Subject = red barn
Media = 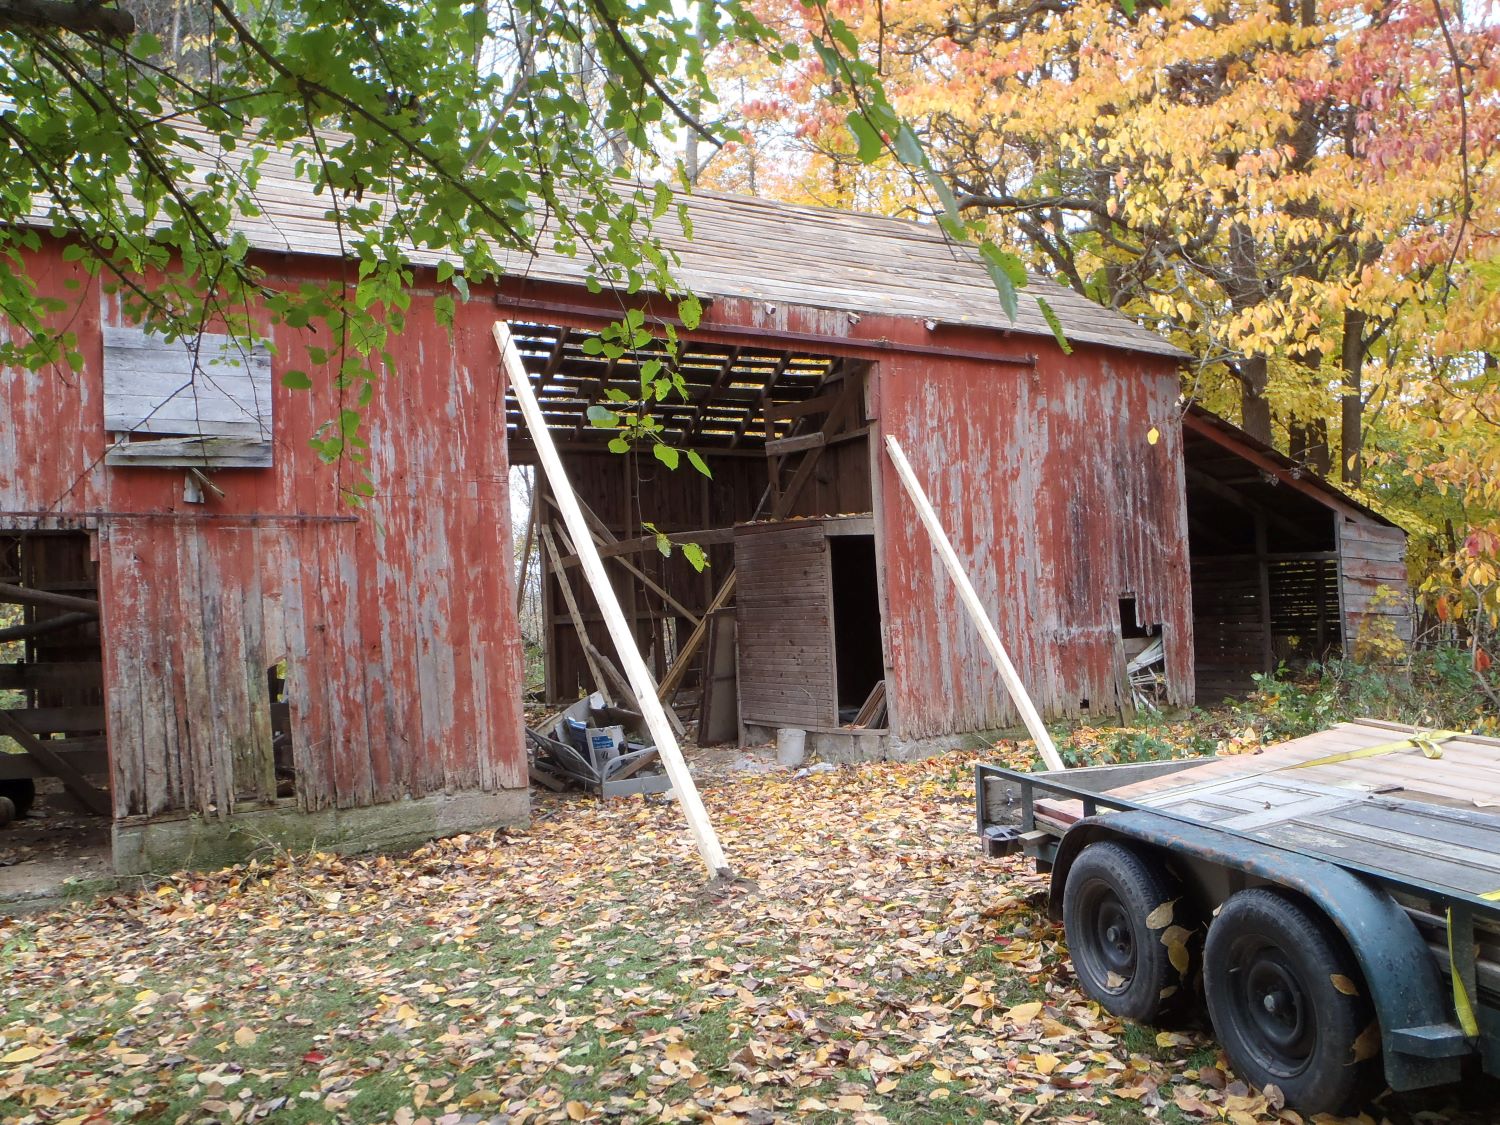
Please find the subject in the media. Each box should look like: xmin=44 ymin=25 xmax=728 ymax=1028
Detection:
xmin=1 ymin=144 xmax=1408 ymax=878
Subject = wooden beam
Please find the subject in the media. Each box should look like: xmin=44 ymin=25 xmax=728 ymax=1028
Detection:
xmin=884 ymin=435 xmax=1064 ymax=772
xmin=544 ymin=496 xmax=703 ymax=628
xmin=0 ymin=709 xmax=110 ymax=815
xmin=498 ymin=321 xmax=732 ymax=879
xmin=765 ymin=432 xmax=826 ymax=457
xmin=0 ymin=582 xmax=99 ymax=615
xmin=0 ymin=611 xmax=94 ymax=643
xmin=557 ymin=527 xmax=737 ymax=569
xmin=1185 ymin=467 xmax=1311 ymax=543
xmin=539 ymin=523 xmax=616 ymax=707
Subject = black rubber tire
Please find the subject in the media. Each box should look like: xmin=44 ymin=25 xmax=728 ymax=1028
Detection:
xmin=1062 ymin=841 xmax=1198 ymax=1023
xmin=0 ymin=778 xmax=35 ymax=819
xmin=1204 ymin=888 xmax=1382 ymax=1116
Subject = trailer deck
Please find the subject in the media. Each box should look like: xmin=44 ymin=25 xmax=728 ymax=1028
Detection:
xmin=976 ymin=720 xmax=1500 ymax=1112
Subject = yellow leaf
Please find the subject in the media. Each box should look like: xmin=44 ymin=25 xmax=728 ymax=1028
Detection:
xmin=875 ymin=1078 xmax=899 ymax=1094
xmin=233 ymin=1027 xmax=257 ymax=1047
xmin=1034 ymin=1053 xmax=1060 ymax=1075
xmin=1145 ymin=900 xmax=1175 ymax=929
xmin=1146 ymin=426 xmax=1160 ymax=446
xmin=1351 ymin=1022 xmax=1381 ymax=1062
xmin=1006 ymin=1000 xmax=1042 ymax=1024
xmin=1330 ymin=974 xmax=1359 ymax=997
xmin=566 ymin=1102 xmax=590 ymax=1121
xmin=2 ymin=1044 xmax=44 ymax=1063
xmin=664 ymin=1042 xmax=696 ymax=1063
xmin=1167 ymin=939 xmax=1190 ymax=975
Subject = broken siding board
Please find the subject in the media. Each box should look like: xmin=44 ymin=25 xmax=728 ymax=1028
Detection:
xmin=1338 ymin=519 xmax=1412 ymax=644
xmin=104 ymin=437 xmax=273 ymax=469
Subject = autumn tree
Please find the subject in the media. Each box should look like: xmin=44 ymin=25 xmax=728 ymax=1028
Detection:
xmin=0 ymin=0 xmax=803 ymax=469
xmin=708 ymin=0 xmax=1500 ymax=629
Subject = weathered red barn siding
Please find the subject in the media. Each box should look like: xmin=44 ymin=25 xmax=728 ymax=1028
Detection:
xmin=492 ymin=289 xmax=1194 ymax=742
xmin=873 ymin=335 xmax=1193 ymax=740
xmin=1 ymin=242 xmax=527 ymax=827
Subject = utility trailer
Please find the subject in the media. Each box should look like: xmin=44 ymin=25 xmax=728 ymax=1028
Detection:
xmin=976 ymin=719 xmax=1500 ymax=1116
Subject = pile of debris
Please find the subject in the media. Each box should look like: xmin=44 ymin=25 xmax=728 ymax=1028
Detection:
xmin=525 ymin=693 xmax=671 ymax=798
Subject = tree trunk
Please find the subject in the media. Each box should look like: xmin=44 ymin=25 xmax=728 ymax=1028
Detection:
xmin=1340 ymin=307 xmax=1366 ymax=486
xmin=1239 ymin=356 xmax=1273 ymax=442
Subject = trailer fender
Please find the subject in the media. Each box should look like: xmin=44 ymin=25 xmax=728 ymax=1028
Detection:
xmin=1051 ymin=812 xmax=1466 ymax=1092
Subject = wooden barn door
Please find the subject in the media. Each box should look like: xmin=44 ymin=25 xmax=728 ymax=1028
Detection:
xmin=734 ymin=523 xmax=838 ymax=731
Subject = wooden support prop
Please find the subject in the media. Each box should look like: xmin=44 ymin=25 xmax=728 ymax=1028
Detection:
xmin=539 ymin=524 xmax=616 ymax=707
xmin=0 ymin=582 xmax=99 ymax=615
xmin=497 ymin=321 xmax=732 ymax=878
xmin=545 ymin=495 xmax=703 ymax=627
xmin=884 ymin=436 xmax=1065 ymax=772
xmin=0 ymin=611 xmax=94 ymax=643
xmin=658 ymin=574 xmax=737 ymax=701
xmin=0 ymin=709 xmax=111 ymax=815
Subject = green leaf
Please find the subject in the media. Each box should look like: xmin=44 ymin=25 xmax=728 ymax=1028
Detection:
xmin=686 ymin=450 xmax=712 ymax=478
xmin=678 ymin=295 xmax=702 ymax=330
xmin=846 ymin=112 xmax=885 ymax=164
xmin=979 ymin=243 xmax=1027 ymax=321
xmin=607 ymin=437 xmax=630 ymax=454
xmin=586 ymin=405 xmax=619 ymax=428
xmin=892 ymin=124 xmax=926 ymax=170
xmin=652 ymin=443 xmax=680 ymax=470
xmin=682 ymin=542 xmax=709 ymax=572
xmin=281 ymin=371 xmax=313 ymax=390
xmin=1036 ymin=296 xmax=1073 ymax=354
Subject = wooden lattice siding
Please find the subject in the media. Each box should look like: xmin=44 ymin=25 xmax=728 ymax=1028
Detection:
xmin=1 ymin=244 xmax=528 ymax=821
xmin=1340 ymin=519 xmax=1413 ymax=649
xmin=734 ymin=522 xmax=838 ymax=729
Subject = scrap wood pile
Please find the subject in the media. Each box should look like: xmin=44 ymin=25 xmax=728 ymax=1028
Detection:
xmin=3 ymin=749 xmax=1488 ymax=1124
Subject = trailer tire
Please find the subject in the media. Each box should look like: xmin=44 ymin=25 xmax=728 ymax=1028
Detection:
xmin=1204 ymin=888 xmax=1381 ymax=1116
xmin=1061 ymin=841 xmax=1198 ymax=1023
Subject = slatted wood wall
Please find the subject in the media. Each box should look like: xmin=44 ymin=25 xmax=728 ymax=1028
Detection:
xmin=734 ymin=521 xmax=838 ymax=729
xmin=1339 ymin=519 xmax=1413 ymax=650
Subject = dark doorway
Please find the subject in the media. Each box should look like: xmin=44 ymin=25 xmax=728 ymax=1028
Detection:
xmin=0 ymin=529 xmax=112 ymax=878
xmin=830 ymin=536 xmax=884 ymax=718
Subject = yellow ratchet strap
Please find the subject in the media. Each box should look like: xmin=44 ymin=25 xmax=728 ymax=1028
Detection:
xmin=1286 ymin=731 xmax=1461 ymax=771
xmin=1447 ymin=908 xmax=1482 ymax=1038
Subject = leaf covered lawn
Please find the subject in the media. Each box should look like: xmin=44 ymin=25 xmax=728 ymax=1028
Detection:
xmin=0 ymin=752 xmax=1489 ymax=1125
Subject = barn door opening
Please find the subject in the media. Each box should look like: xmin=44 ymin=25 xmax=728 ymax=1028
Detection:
xmin=831 ymin=535 xmax=883 ymax=720
xmin=0 ymin=530 xmax=112 ymax=878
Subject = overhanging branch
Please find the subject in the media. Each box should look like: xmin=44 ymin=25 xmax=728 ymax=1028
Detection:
xmin=0 ymin=0 xmax=135 ymax=38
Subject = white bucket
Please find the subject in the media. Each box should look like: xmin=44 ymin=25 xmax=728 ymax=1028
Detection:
xmin=776 ymin=727 xmax=807 ymax=768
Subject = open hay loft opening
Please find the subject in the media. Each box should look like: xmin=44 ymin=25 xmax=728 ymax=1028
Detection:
xmin=505 ymin=321 xmax=887 ymax=745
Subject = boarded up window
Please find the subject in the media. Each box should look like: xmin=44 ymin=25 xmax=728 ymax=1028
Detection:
xmin=102 ymin=326 xmax=273 ymax=468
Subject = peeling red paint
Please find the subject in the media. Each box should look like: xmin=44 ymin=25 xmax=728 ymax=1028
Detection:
xmin=1 ymin=242 xmax=527 ymax=822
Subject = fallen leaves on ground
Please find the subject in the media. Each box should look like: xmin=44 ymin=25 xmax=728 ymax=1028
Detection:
xmin=0 ymin=751 xmax=1489 ymax=1124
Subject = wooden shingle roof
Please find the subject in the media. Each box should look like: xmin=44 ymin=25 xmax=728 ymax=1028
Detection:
xmin=25 ymin=131 xmax=1186 ymax=359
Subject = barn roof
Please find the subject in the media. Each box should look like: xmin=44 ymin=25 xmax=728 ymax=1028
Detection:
xmin=1183 ymin=404 xmax=1400 ymax=528
xmin=22 ymin=130 xmax=1186 ymax=359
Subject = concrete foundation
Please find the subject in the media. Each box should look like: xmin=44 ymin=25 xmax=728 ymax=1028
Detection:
xmin=742 ymin=725 xmax=982 ymax=764
xmin=111 ymin=787 xmax=529 ymax=876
